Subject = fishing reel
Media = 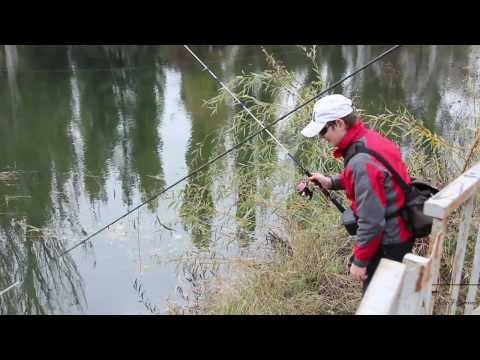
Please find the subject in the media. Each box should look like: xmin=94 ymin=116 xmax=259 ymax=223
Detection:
xmin=296 ymin=180 xmax=313 ymax=200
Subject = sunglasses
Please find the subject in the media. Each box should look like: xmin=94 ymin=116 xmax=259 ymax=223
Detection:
xmin=319 ymin=121 xmax=336 ymax=136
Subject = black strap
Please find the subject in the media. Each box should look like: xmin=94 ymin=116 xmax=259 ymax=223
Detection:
xmin=345 ymin=142 xmax=410 ymax=220
xmin=345 ymin=143 xmax=410 ymax=192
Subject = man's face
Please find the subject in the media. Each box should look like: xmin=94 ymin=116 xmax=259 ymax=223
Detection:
xmin=319 ymin=119 xmax=347 ymax=146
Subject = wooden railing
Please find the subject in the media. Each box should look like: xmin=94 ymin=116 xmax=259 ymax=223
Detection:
xmin=356 ymin=162 xmax=480 ymax=315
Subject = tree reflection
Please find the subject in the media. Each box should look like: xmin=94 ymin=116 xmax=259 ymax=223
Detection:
xmin=69 ymin=46 xmax=122 ymax=203
xmin=0 ymin=219 xmax=86 ymax=314
xmin=0 ymin=45 xmax=88 ymax=314
xmin=130 ymin=57 xmax=166 ymax=211
xmin=67 ymin=45 xmax=167 ymax=209
xmin=178 ymin=47 xmax=228 ymax=248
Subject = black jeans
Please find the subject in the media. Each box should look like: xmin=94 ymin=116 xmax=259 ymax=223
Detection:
xmin=350 ymin=240 xmax=414 ymax=294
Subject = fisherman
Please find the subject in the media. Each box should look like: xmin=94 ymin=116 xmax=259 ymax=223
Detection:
xmin=301 ymin=94 xmax=414 ymax=293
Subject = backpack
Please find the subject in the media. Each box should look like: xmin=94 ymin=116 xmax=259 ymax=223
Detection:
xmin=343 ymin=143 xmax=439 ymax=238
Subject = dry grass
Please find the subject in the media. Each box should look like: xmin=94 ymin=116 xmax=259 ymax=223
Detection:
xmin=202 ymin=234 xmax=362 ymax=314
xmin=169 ymin=193 xmax=364 ymax=315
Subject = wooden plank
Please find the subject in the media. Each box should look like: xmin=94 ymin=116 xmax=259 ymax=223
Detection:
xmin=448 ymin=196 xmax=475 ymax=315
xmin=464 ymin=225 xmax=480 ymax=315
xmin=356 ymin=259 xmax=405 ymax=315
xmin=396 ymin=254 xmax=431 ymax=314
xmin=424 ymin=162 xmax=480 ymax=219
xmin=424 ymin=218 xmax=448 ymax=314
xmin=428 ymin=218 xmax=447 ymax=257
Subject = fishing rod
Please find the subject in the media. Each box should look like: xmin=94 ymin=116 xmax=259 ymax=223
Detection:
xmin=183 ymin=45 xmax=345 ymax=209
xmin=184 ymin=45 xmax=399 ymax=212
xmin=0 ymin=45 xmax=401 ymax=299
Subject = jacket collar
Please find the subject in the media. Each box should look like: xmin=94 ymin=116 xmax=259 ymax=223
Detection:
xmin=333 ymin=120 xmax=368 ymax=158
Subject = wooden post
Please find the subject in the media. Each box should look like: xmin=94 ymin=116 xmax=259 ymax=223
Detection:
xmin=356 ymin=259 xmax=405 ymax=315
xmin=464 ymin=225 xmax=480 ymax=315
xmin=423 ymin=218 xmax=448 ymax=315
xmin=396 ymin=254 xmax=431 ymax=314
xmin=447 ymin=196 xmax=475 ymax=315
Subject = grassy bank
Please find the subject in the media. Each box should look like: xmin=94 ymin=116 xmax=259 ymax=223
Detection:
xmin=167 ymin=108 xmax=479 ymax=315
xmin=194 ymin=210 xmax=363 ymax=314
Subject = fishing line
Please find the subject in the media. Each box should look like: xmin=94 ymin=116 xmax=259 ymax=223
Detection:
xmin=184 ymin=45 xmax=340 ymax=207
xmin=0 ymin=45 xmax=401 ymax=298
xmin=184 ymin=45 xmax=401 ymax=212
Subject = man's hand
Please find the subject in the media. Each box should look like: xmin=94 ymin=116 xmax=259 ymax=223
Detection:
xmin=350 ymin=263 xmax=368 ymax=281
xmin=308 ymin=173 xmax=332 ymax=189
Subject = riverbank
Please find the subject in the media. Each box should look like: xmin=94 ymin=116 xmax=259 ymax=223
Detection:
xmin=168 ymin=108 xmax=479 ymax=315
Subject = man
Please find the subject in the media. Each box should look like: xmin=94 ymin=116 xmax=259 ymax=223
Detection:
xmin=301 ymin=94 xmax=414 ymax=292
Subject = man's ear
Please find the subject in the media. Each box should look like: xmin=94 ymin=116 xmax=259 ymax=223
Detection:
xmin=336 ymin=118 xmax=346 ymax=129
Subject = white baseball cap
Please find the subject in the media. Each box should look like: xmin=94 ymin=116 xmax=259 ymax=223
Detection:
xmin=301 ymin=94 xmax=353 ymax=137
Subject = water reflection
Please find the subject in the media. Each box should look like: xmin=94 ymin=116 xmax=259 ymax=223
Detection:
xmin=178 ymin=52 xmax=229 ymax=248
xmin=0 ymin=218 xmax=85 ymax=314
xmin=0 ymin=45 xmax=477 ymax=313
